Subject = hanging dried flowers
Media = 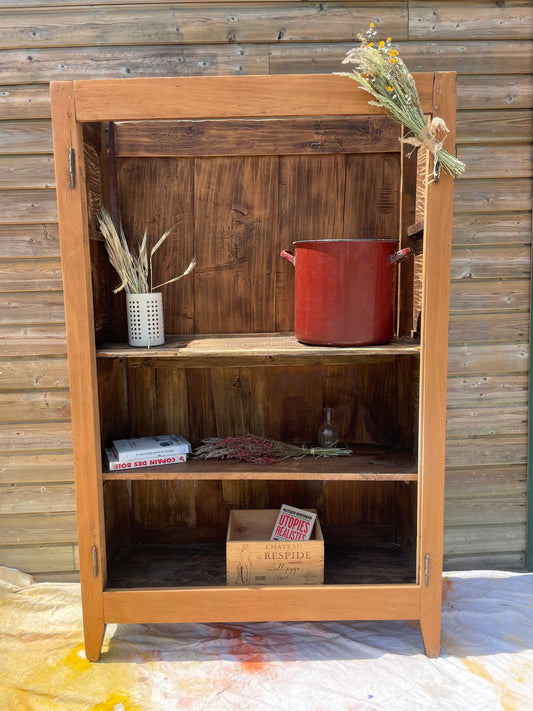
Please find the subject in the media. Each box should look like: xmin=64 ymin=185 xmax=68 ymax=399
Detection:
xmin=194 ymin=433 xmax=352 ymax=465
xmin=336 ymin=25 xmax=466 ymax=181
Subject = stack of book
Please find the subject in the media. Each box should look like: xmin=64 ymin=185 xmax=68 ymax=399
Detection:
xmin=105 ymin=434 xmax=191 ymax=471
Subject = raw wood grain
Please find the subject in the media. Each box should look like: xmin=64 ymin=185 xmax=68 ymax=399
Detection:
xmin=0 ymin=84 xmax=52 ymax=119
xmin=446 ymin=435 xmax=527 ymax=467
xmin=0 ymin=421 xmax=72 ymax=451
xmin=456 ymin=145 xmax=533 ymax=179
xmin=193 ymin=155 xmax=277 ymax=333
xmin=0 ymin=189 xmax=58 ymax=223
xmin=449 ymin=279 xmax=530 ymax=312
xmin=0 ymin=511 xmax=76 ymax=543
xmin=114 ymin=117 xmax=402 ymax=157
xmin=0 ymin=451 xmax=73 ymax=484
xmin=451 ymin=246 xmax=530 ymax=279
xmin=0 ymin=291 xmax=65 ymax=324
xmin=0 ymin=224 xmax=60 ymax=257
xmin=447 ymin=343 xmax=529 ymax=375
xmin=453 ymin=179 xmax=533 ymax=213
xmin=447 ymin=374 xmax=528 ymax=407
xmin=452 ymin=212 xmax=531 ymax=246
xmin=0 ymin=45 xmax=268 ymax=84
xmin=410 ymin=1 xmax=533 ymax=40
xmin=0 ymin=324 xmax=66 ymax=356
xmin=445 ymin=466 xmax=527 ymax=498
xmin=449 ymin=312 xmax=529 ymax=343
xmin=457 ymin=74 xmax=533 ymax=110
xmin=0 ymin=258 xmax=62 ymax=291
xmin=268 ymin=40 xmax=533 ymax=75
xmin=0 ymin=3 xmax=408 ymax=48
xmin=0 ymin=154 xmax=55 ymax=188
xmin=0 ymin=357 xmax=68 ymax=389
xmin=0 ymin=483 xmax=75 ymax=514
xmin=0 ymin=389 xmax=70 ymax=421
xmin=0 ymin=543 xmax=77 ymax=573
xmin=456 ymin=110 xmax=533 ymax=145
xmin=0 ymin=120 xmax=52 ymax=153
xmin=446 ymin=405 xmax=527 ymax=437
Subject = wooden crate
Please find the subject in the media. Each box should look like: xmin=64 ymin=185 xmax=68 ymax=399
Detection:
xmin=226 ymin=509 xmax=324 ymax=586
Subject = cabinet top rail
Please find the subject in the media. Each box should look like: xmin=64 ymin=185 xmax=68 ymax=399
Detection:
xmin=50 ymin=73 xmax=440 ymax=122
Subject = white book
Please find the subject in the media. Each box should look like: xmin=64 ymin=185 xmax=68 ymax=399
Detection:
xmin=105 ymin=448 xmax=187 ymax=471
xmin=112 ymin=434 xmax=191 ymax=461
xmin=270 ymin=504 xmax=317 ymax=542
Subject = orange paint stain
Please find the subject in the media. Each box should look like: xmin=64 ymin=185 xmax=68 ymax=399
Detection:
xmin=442 ymin=578 xmax=454 ymax=600
xmin=239 ymin=660 xmax=270 ymax=673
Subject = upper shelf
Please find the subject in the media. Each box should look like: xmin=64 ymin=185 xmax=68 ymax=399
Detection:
xmin=96 ymin=332 xmax=420 ymax=365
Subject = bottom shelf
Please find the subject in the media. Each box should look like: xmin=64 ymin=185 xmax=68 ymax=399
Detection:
xmin=107 ymin=541 xmax=415 ymax=588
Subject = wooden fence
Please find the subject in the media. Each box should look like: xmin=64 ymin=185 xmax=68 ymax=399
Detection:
xmin=0 ymin=0 xmax=531 ymax=579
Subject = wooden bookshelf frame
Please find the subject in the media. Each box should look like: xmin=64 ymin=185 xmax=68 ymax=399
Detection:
xmin=51 ymin=73 xmax=455 ymax=661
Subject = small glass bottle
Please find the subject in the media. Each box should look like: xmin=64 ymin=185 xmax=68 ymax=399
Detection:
xmin=318 ymin=407 xmax=339 ymax=448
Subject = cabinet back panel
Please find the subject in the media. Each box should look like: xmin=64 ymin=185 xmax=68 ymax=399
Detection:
xmin=107 ymin=147 xmax=401 ymax=335
xmin=117 ymin=360 xmax=418 ymax=448
xmin=117 ymin=479 xmax=416 ymax=548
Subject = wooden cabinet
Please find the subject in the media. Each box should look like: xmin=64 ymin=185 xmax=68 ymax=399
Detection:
xmin=51 ymin=74 xmax=455 ymax=661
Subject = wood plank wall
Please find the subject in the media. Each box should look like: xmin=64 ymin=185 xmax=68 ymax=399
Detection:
xmin=0 ymin=0 xmax=531 ymax=580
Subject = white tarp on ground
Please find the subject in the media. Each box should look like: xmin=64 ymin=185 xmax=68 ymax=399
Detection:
xmin=1 ymin=568 xmax=532 ymax=710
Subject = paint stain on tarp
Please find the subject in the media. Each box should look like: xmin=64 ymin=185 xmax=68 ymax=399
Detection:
xmin=90 ymin=693 xmax=142 ymax=711
xmin=461 ymin=657 xmax=526 ymax=711
xmin=442 ymin=578 xmax=455 ymax=601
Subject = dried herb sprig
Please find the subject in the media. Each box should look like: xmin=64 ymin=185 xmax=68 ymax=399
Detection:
xmin=194 ymin=433 xmax=352 ymax=465
xmin=336 ymin=25 xmax=465 ymax=181
xmin=97 ymin=207 xmax=196 ymax=294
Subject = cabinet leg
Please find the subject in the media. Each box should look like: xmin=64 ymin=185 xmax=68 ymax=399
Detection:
xmin=420 ymin=613 xmax=441 ymax=658
xmin=83 ymin=620 xmax=107 ymax=662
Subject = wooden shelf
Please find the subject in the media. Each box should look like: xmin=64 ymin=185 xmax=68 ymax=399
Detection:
xmin=96 ymin=333 xmax=420 ymax=365
xmin=103 ymin=444 xmax=418 ymax=481
xmin=106 ymin=541 xmax=415 ymax=588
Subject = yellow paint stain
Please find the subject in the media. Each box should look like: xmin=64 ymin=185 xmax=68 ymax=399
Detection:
xmin=461 ymin=657 xmax=494 ymax=684
xmin=90 ymin=692 xmax=142 ymax=711
xmin=61 ymin=643 xmax=92 ymax=671
xmin=461 ymin=657 xmax=528 ymax=711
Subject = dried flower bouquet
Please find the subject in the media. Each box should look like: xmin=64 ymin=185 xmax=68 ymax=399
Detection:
xmin=194 ymin=433 xmax=352 ymax=465
xmin=336 ymin=25 xmax=465 ymax=181
xmin=97 ymin=207 xmax=196 ymax=294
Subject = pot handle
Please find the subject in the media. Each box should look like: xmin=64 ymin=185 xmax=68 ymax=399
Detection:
xmin=280 ymin=249 xmax=295 ymax=266
xmin=387 ymin=247 xmax=414 ymax=266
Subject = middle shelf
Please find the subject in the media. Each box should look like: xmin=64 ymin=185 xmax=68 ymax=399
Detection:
xmin=103 ymin=444 xmax=418 ymax=481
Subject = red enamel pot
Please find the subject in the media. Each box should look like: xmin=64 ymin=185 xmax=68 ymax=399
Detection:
xmin=280 ymin=239 xmax=413 ymax=346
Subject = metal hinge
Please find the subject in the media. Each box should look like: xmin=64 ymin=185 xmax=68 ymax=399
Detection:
xmin=69 ymin=147 xmax=76 ymax=188
xmin=92 ymin=545 xmax=99 ymax=578
xmin=424 ymin=554 xmax=430 ymax=586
